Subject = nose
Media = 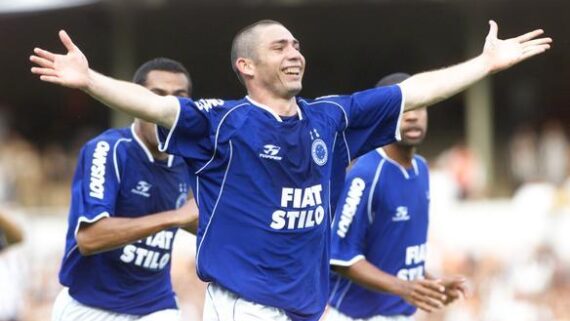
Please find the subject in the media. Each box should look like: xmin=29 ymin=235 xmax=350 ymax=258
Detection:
xmin=286 ymin=45 xmax=303 ymax=61
xmin=403 ymin=110 xmax=419 ymax=122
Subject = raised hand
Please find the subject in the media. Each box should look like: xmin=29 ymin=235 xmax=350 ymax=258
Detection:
xmin=482 ymin=20 xmax=552 ymax=73
xmin=30 ymin=30 xmax=90 ymax=89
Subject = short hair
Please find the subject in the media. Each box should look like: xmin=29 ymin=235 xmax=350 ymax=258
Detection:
xmin=132 ymin=57 xmax=192 ymax=93
xmin=230 ymin=19 xmax=283 ymax=84
xmin=375 ymin=72 xmax=411 ymax=87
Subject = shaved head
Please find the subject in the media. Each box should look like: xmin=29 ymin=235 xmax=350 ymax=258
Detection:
xmin=231 ymin=19 xmax=284 ymax=83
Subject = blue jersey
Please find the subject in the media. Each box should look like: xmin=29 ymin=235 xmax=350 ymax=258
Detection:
xmin=157 ymin=86 xmax=403 ymax=321
xmin=329 ymin=148 xmax=430 ymax=318
xmin=59 ymin=125 xmax=192 ymax=315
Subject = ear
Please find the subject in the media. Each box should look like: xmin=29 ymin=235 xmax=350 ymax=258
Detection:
xmin=236 ymin=57 xmax=255 ymax=79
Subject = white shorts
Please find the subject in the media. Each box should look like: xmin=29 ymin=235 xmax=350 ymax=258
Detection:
xmin=203 ymin=283 xmax=291 ymax=321
xmin=51 ymin=288 xmax=181 ymax=321
xmin=323 ymin=306 xmax=414 ymax=321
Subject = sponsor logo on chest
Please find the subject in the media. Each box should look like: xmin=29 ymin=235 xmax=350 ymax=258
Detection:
xmin=132 ymin=180 xmax=152 ymax=197
xmin=270 ymin=184 xmax=325 ymax=230
xmin=392 ymin=206 xmax=410 ymax=222
xmin=259 ymin=144 xmax=283 ymax=161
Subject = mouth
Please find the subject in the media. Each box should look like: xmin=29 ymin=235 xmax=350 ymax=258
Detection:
xmin=402 ymin=128 xmax=423 ymax=139
xmin=282 ymin=66 xmax=302 ymax=78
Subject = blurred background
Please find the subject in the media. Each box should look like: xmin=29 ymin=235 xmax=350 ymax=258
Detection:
xmin=0 ymin=0 xmax=569 ymax=320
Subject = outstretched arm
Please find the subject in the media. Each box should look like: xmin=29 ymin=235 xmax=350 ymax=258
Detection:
xmin=76 ymin=199 xmax=198 ymax=256
xmin=401 ymin=20 xmax=552 ymax=111
xmin=30 ymin=30 xmax=179 ymax=128
xmin=333 ymin=260 xmax=447 ymax=313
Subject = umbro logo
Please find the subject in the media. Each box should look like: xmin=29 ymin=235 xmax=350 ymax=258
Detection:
xmin=132 ymin=181 xmax=152 ymax=197
xmin=260 ymin=144 xmax=283 ymax=161
xmin=392 ymin=206 xmax=410 ymax=222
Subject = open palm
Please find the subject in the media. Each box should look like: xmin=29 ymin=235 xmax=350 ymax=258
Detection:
xmin=483 ymin=20 xmax=552 ymax=73
xmin=30 ymin=30 xmax=90 ymax=89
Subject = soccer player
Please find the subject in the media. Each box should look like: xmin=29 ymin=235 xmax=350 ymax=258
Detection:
xmin=0 ymin=211 xmax=24 ymax=251
xmin=326 ymin=73 xmax=466 ymax=321
xmin=31 ymin=20 xmax=551 ymax=321
xmin=50 ymin=58 xmax=199 ymax=321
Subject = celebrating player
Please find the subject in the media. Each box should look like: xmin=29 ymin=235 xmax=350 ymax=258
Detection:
xmin=31 ymin=20 xmax=550 ymax=321
xmin=51 ymin=58 xmax=199 ymax=321
xmin=326 ymin=73 xmax=467 ymax=321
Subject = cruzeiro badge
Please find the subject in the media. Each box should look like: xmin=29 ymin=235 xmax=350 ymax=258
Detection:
xmin=310 ymin=128 xmax=328 ymax=166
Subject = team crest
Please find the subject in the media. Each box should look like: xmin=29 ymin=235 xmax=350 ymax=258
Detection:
xmin=310 ymin=129 xmax=328 ymax=166
xmin=175 ymin=183 xmax=189 ymax=209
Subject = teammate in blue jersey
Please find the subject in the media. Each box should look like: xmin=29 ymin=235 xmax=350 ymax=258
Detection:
xmin=31 ymin=19 xmax=550 ymax=321
xmin=326 ymin=73 xmax=466 ymax=321
xmin=50 ymin=58 xmax=199 ymax=321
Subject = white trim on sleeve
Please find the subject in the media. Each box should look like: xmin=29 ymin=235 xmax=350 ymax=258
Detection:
xmin=157 ymin=100 xmax=182 ymax=153
xmin=73 ymin=212 xmax=111 ymax=238
xmin=394 ymin=85 xmax=406 ymax=142
xmin=330 ymin=255 xmax=365 ymax=267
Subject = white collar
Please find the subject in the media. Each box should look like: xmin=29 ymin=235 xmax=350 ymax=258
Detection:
xmin=130 ymin=124 xmax=174 ymax=167
xmin=377 ymin=147 xmax=418 ymax=179
xmin=245 ymin=96 xmax=303 ymax=122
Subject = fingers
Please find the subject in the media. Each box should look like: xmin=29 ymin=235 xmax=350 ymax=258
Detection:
xmin=522 ymin=37 xmax=553 ymax=48
xmin=521 ymin=45 xmax=551 ymax=61
xmin=415 ymin=283 xmax=447 ymax=303
xmin=59 ymin=30 xmax=76 ymax=52
xmin=515 ymin=29 xmax=544 ymax=43
xmin=410 ymin=292 xmax=444 ymax=313
xmin=32 ymin=47 xmax=55 ymax=61
xmin=407 ymin=280 xmax=447 ymax=311
xmin=31 ymin=67 xmax=57 ymax=77
xmin=418 ymin=279 xmax=446 ymax=294
xmin=39 ymin=75 xmax=63 ymax=85
xmin=29 ymin=54 xmax=54 ymax=69
xmin=487 ymin=20 xmax=498 ymax=40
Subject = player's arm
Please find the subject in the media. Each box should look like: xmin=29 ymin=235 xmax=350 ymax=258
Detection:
xmin=400 ymin=20 xmax=551 ymax=112
xmin=0 ymin=211 xmax=24 ymax=247
xmin=180 ymin=197 xmax=199 ymax=235
xmin=76 ymin=199 xmax=198 ymax=256
xmin=333 ymin=261 xmax=446 ymax=313
xmin=30 ymin=30 xmax=178 ymax=129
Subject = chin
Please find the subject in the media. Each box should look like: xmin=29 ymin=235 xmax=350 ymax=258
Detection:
xmin=287 ymin=83 xmax=302 ymax=96
xmin=399 ymin=140 xmax=422 ymax=147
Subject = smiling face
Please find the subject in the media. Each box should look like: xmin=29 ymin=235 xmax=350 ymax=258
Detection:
xmin=398 ymin=107 xmax=428 ymax=147
xmin=234 ymin=22 xmax=306 ymax=99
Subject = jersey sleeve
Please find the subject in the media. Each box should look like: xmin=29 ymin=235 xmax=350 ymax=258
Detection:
xmin=70 ymin=137 xmax=124 ymax=235
xmin=337 ymin=85 xmax=404 ymax=159
xmin=330 ymin=160 xmax=376 ymax=266
xmin=156 ymin=97 xmax=221 ymax=162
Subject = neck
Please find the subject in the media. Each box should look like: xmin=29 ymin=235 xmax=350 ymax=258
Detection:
xmin=133 ymin=121 xmax=169 ymax=161
xmin=383 ymin=144 xmax=416 ymax=168
xmin=247 ymin=87 xmax=298 ymax=117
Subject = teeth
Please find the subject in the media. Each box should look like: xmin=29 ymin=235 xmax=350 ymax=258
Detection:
xmin=283 ymin=67 xmax=300 ymax=75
